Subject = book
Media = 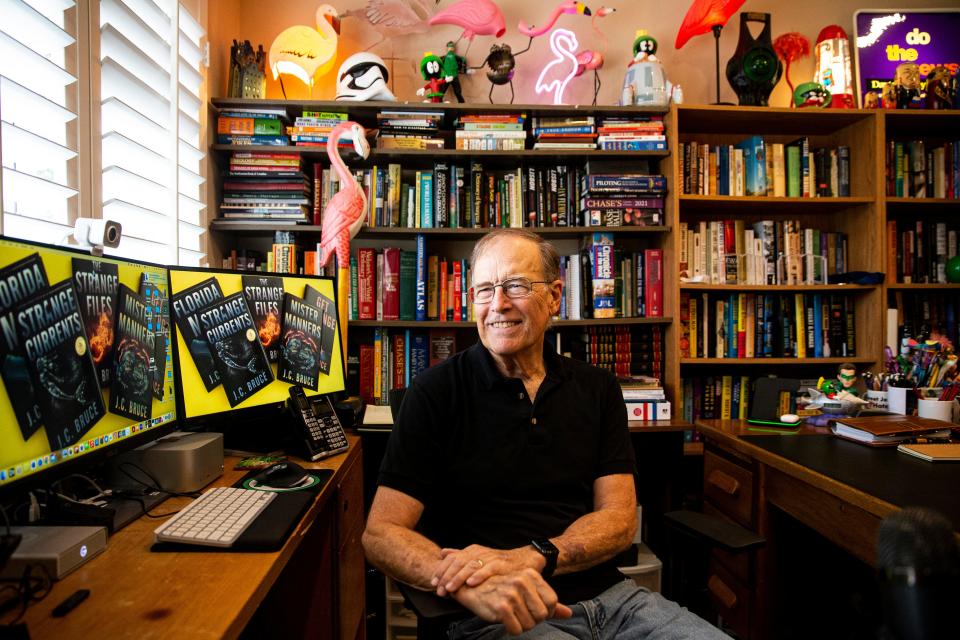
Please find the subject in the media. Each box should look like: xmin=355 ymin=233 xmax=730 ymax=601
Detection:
xmin=241 ymin=274 xmax=284 ymax=363
xmin=16 ymin=280 xmax=106 ymax=450
xmin=201 ymin=292 xmax=274 ymax=407
xmin=830 ymin=415 xmax=953 ymax=446
xmin=170 ymin=277 xmax=224 ymax=391
xmin=277 ymin=293 xmax=325 ymax=390
xmin=71 ymin=257 xmax=119 ymax=387
xmin=897 ymin=443 xmax=960 ymax=462
xmin=139 ymin=274 xmax=169 ymax=401
xmin=109 ymin=285 xmax=154 ymax=422
xmin=0 ymin=252 xmax=49 ymax=442
xmin=303 ymin=286 xmax=337 ymax=377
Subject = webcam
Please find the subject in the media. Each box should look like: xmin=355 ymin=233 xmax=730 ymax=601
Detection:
xmin=64 ymin=218 xmax=122 ymax=256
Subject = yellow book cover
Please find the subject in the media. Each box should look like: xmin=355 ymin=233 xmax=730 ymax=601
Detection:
xmin=427 ymin=255 xmax=439 ymax=320
xmin=689 ymin=296 xmax=698 ymax=359
xmin=794 ymin=293 xmax=806 ymax=358
xmin=721 ymin=375 xmax=733 ymax=419
xmin=739 ymin=375 xmax=751 ymax=419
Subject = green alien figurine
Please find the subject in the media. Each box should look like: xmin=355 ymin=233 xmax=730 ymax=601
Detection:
xmin=416 ymin=52 xmax=446 ymax=103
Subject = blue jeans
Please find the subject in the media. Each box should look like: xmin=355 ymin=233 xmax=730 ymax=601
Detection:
xmin=446 ymin=579 xmax=730 ymax=640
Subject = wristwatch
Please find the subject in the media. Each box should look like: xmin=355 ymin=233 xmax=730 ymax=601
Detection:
xmin=531 ymin=539 xmax=559 ymax=578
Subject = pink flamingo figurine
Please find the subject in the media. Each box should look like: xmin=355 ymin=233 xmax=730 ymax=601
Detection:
xmin=574 ymin=6 xmax=614 ymax=105
xmin=429 ymin=0 xmax=506 ymax=41
xmin=518 ymin=1 xmax=591 ymax=37
xmin=319 ymin=121 xmax=370 ymax=356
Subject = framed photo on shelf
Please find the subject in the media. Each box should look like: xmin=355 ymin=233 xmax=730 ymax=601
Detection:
xmin=852 ymin=8 xmax=960 ymax=107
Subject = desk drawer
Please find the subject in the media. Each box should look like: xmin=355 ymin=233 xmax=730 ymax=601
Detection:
xmin=704 ymin=451 xmax=754 ymax=527
xmin=708 ymin=558 xmax=751 ymax=640
xmin=337 ymin=452 xmax=364 ymax=540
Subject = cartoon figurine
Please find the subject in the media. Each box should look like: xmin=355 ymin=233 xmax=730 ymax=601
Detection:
xmin=819 ymin=363 xmax=860 ymax=398
xmin=881 ymin=81 xmax=897 ymax=109
xmin=862 ymin=91 xmax=880 ymax=109
xmin=440 ymin=40 xmax=469 ymax=103
xmin=621 ymin=31 xmax=673 ymax=108
xmin=925 ymin=65 xmax=956 ymax=110
xmin=471 ymin=41 xmax=532 ymax=103
xmin=793 ymin=81 xmax=831 ymax=108
xmin=416 ymin=52 xmax=447 ymax=103
xmin=892 ymin=62 xmax=923 ymax=109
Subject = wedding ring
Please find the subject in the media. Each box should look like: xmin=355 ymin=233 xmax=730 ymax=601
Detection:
xmin=475 ymin=559 xmax=484 ymax=569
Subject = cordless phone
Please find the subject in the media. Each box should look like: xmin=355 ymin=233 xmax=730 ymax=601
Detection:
xmin=287 ymin=386 xmax=349 ymax=461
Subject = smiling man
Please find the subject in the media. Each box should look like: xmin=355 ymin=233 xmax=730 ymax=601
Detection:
xmin=363 ymin=229 xmax=727 ymax=639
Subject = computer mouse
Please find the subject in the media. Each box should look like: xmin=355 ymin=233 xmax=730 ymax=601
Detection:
xmin=253 ymin=461 xmax=310 ymax=488
xmin=780 ymin=414 xmax=801 ymax=425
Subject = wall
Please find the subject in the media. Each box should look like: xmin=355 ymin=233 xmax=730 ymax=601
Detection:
xmin=207 ymin=0 xmax=936 ymax=107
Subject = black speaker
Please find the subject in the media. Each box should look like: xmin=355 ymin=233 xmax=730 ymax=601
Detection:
xmin=726 ymin=12 xmax=783 ymax=107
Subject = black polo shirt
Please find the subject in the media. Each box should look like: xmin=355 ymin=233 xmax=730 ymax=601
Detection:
xmin=379 ymin=341 xmax=636 ymax=603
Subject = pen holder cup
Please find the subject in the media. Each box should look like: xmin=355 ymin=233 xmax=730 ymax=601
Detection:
xmin=864 ymin=390 xmax=888 ymax=410
xmin=917 ymin=398 xmax=954 ymax=423
xmin=887 ymin=386 xmax=909 ymax=415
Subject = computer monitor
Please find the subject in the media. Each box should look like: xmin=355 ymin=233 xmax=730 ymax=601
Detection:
xmin=0 ymin=237 xmax=178 ymax=496
xmin=166 ymin=267 xmax=345 ymax=447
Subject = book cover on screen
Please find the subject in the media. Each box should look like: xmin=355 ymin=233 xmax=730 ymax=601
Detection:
xmin=109 ymin=285 xmax=154 ymax=422
xmin=15 ymin=280 xmax=105 ymax=450
xmin=170 ymin=277 xmax=223 ymax=391
xmin=0 ymin=253 xmax=49 ymax=442
xmin=71 ymin=257 xmax=119 ymax=388
xmin=304 ymin=285 xmax=336 ymax=376
xmin=140 ymin=274 xmax=170 ymax=401
xmin=241 ymin=274 xmax=284 ymax=363
xmin=278 ymin=292 xmax=325 ymax=389
xmin=201 ymin=292 xmax=273 ymax=407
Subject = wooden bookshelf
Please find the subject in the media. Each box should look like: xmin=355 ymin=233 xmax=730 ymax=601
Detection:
xmin=679 ymin=284 xmax=876 ymax=292
xmin=680 ymin=357 xmax=876 ymax=366
xmin=210 ymin=220 xmax=671 ymax=238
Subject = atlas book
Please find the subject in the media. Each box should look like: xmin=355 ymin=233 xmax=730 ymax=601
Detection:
xmin=15 ymin=280 xmax=105 ymax=450
xmin=71 ymin=257 xmax=119 ymax=388
xmin=304 ymin=285 xmax=337 ymax=376
xmin=201 ymin=292 xmax=274 ymax=407
xmin=170 ymin=277 xmax=224 ymax=391
xmin=241 ymin=274 xmax=285 ymax=363
xmin=278 ymin=292 xmax=325 ymax=390
xmin=140 ymin=273 xmax=170 ymax=400
xmin=109 ymin=285 xmax=154 ymax=422
xmin=0 ymin=253 xmax=49 ymax=442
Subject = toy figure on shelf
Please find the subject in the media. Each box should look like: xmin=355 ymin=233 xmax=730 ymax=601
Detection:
xmin=335 ymin=52 xmax=396 ymax=101
xmin=621 ymin=31 xmax=673 ymax=108
xmin=471 ymin=42 xmax=531 ymax=103
xmin=881 ymin=82 xmax=897 ymax=109
xmin=416 ymin=52 xmax=447 ymax=103
xmin=862 ymin=91 xmax=880 ymax=108
xmin=925 ymin=66 xmax=956 ymax=110
xmin=892 ymin=62 xmax=923 ymax=109
xmin=440 ymin=41 xmax=469 ymax=103
xmin=793 ymin=81 xmax=830 ymax=108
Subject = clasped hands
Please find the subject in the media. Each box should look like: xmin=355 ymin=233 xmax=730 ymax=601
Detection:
xmin=430 ymin=544 xmax=573 ymax=635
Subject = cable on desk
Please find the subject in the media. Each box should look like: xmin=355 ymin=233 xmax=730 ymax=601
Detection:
xmin=0 ymin=563 xmax=52 ymax=625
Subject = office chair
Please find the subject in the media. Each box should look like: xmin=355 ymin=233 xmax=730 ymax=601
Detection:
xmin=396 ymin=581 xmax=470 ymax=640
xmin=662 ymin=510 xmax=765 ymax=627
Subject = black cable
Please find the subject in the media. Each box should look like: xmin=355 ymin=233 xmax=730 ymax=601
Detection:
xmin=115 ymin=462 xmax=200 ymax=499
xmin=0 ymin=505 xmax=9 ymax=536
xmin=0 ymin=563 xmax=52 ymax=625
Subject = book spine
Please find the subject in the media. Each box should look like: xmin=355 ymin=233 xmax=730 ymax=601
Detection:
xmin=415 ymin=235 xmax=427 ymax=321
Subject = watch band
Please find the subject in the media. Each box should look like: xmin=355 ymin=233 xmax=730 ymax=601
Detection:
xmin=531 ymin=539 xmax=559 ymax=578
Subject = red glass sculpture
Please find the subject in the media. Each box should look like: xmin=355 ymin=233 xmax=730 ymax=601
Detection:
xmin=675 ymin=0 xmax=746 ymax=103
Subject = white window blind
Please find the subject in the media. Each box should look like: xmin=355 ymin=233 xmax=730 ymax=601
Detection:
xmin=99 ymin=0 xmax=207 ymax=266
xmin=0 ymin=0 xmax=80 ymax=242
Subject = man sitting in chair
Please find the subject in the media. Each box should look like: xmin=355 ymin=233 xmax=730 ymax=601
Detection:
xmin=363 ymin=229 xmax=726 ymax=639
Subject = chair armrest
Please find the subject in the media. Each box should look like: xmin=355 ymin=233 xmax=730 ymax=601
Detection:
xmin=664 ymin=510 xmax=765 ymax=552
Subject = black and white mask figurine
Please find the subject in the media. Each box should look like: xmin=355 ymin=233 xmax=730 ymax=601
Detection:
xmin=336 ymin=52 xmax=396 ymax=101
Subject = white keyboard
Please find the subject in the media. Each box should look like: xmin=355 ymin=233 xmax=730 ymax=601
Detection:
xmin=154 ymin=487 xmax=276 ymax=548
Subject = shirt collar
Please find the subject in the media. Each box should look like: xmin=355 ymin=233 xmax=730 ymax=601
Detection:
xmin=469 ymin=340 xmax=569 ymax=391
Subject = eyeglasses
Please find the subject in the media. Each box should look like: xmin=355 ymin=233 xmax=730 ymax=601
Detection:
xmin=470 ymin=277 xmax=549 ymax=304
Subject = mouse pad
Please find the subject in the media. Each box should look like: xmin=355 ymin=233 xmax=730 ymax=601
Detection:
xmin=150 ymin=469 xmax=333 ymax=553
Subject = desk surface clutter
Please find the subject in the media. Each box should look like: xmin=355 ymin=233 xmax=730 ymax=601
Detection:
xmin=0 ymin=437 xmax=362 ymax=639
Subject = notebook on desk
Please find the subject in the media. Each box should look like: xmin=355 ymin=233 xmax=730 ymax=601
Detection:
xmin=830 ymin=415 xmax=953 ymax=447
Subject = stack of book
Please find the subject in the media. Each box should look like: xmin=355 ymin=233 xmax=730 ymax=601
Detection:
xmin=620 ymin=375 xmax=670 ymax=420
xmin=597 ymin=116 xmax=666 ymax=151
xmin=531 ymin=116 xmax=597 ymax=150
xmin=454 ymin=113 xmax=526 ymax=151
xmin=217 ymin=107 xmax=290 ymax=146
xmin=578 ymin=170 xmax=667 ymax=228
xmin=220 ymin=152 xmax=311 ymax=223
xmin=286 ymin=110 xmax=350 ymax=147
xmin=376 ymin=110 xmax=445 ymax=150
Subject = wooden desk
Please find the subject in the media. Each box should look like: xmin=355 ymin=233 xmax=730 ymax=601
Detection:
xmin=2 ymin=435 xmax=365 ymax=640
xmin=695 ymin=419 xmax=960 ymax=639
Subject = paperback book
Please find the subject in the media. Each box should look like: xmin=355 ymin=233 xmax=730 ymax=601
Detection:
xmin=304 ymin=285 xmax=337 ymax=376
xmin=241 ymin=274 xmax=285 ymax=363
xmin=109 ymin=285 xmax=154 ymax=422
xmin=201 ymin=292 xmax=274 ymax=407
xmin=71 ymin=257 xmax=119 ymax=388
xmin=278 ymin=293 xmax=325 ymax=390
xmin=170 ymin=277 xmax=224 ymax=391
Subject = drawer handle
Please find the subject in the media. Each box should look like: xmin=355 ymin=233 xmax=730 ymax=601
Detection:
xmin=707 ymin=470 xmax=740 ymax=496
xmin=708 ymin=574 xmax=738 ymax=609
xmin=342 ymin=499 xmax=349 ymax=513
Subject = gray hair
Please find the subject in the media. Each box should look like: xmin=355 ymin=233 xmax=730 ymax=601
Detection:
xmin=470 ymin=228 xmax=561 ymax=283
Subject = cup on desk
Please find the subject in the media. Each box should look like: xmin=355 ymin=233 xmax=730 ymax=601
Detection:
xmin=887 ymin=386 xmax=909 ymax=415
xmin=865 ymin=389 xmax=888 ymax=410
xmin=917 ymin=398 xmax=954 ymax=423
